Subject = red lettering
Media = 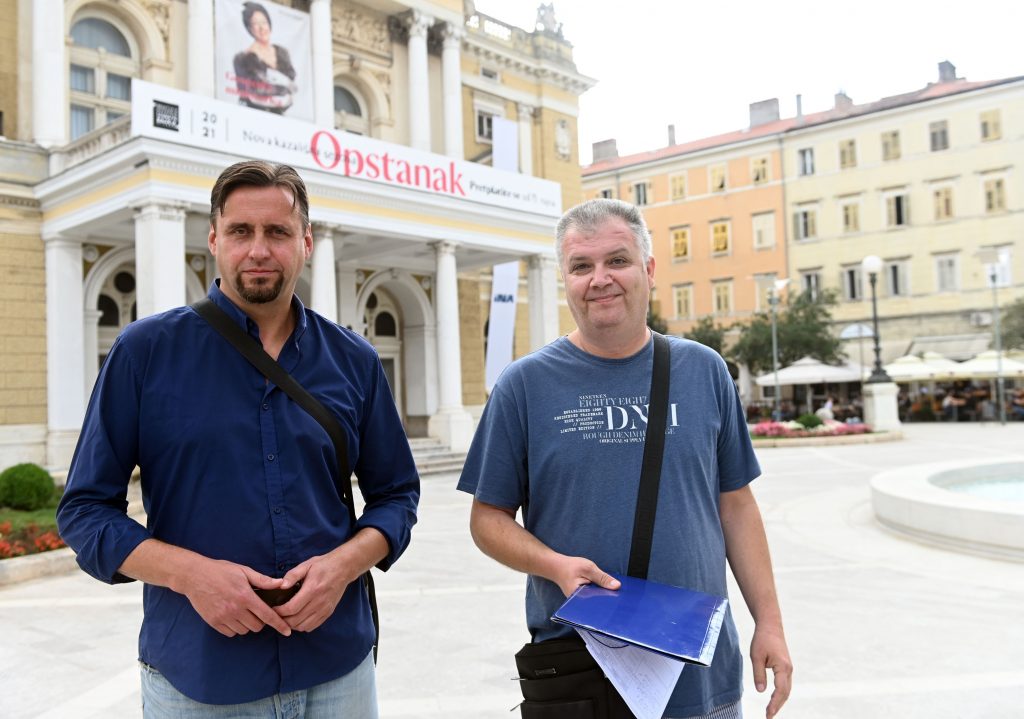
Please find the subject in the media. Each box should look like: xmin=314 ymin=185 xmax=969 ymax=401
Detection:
xmin=413 ymin=164 xmax=431 ymax=188
xmin=310 ymin=131 xmax=341 ymax=170
xmin=449 ymin=162 xmax=466 ymax=196
xmin=396 ymin=159 xmax=410 ymax=185
xmin=344 ymin=148 xmax=364 ymax=176
xmin=382 ymin=153 xmax=394 ymax=181
xmin=365 ymin=154 xmax=380 ymax=179
xmin=431 ymin=167 xmax=447 ymax=193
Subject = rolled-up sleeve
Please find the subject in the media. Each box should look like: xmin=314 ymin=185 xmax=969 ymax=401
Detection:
xmin=57 ymin=335 xmax=152 ymax=584
xmin=352 ymin=356 xmax=419 ymax=571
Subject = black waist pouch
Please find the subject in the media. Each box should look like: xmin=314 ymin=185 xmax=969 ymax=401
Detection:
xmin=514 ymin=637 xmax=634 ymax=719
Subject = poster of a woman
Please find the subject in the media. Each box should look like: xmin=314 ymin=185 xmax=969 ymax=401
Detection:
xmin=215 ymin=0 xmax=314 ymax=121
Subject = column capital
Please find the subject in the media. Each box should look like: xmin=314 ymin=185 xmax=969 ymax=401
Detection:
xmin=440 ymin=22 xmax=465 ymax=47
xmin=404 ymin=10 xmax=435 ymax=38
xmin=528 ymin=253 xmax=557 ymax=270
xmin=517 ymin=103 xmax=535 ymax=121
xmin=430 ymin=240 xmax=459 ymax=256
xmin=313 ymin=222 xmax=343 ymax=236
xmin=133 ymin=201 xmax=188 ymax=222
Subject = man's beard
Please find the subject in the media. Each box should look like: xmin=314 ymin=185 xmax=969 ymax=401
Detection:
xmin=233 ymin=272 xmax=284 ymax=304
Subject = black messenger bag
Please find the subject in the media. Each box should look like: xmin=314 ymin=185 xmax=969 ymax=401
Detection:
xmin=513 ymin=333 xmax=671 ymax=719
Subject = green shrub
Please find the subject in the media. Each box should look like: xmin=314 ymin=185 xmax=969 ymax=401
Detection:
xmin=0 ymin=463 xmax=55 ymax=511
xmin=796 ymin=413 xmax=823 ymax=429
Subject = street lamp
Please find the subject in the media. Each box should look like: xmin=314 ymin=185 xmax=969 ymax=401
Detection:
xmin=861 ymin=255 xmax=892 ymax=384
xmin=769 ymin=278 xmax=790 ymax=421
xmin=977 ymin=247 xmax=1006 ymax=425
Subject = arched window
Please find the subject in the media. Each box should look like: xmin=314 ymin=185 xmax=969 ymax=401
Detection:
xmin=97 ymin=294 xmax=119 ymax=327
xmin=334 ymin=82 xmax=369 ymax=135
xmin=96 ymin=264 xmax=137 ymax=366
xmin=374 ymin=311 xmax=397 ymax=337
xmin=69 ymin=16 xmax=139 ymax=140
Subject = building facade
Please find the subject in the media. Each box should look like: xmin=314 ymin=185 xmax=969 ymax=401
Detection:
xmin=583 ymin=63 xmax=1024 ymax=396
xmin=0 ymin=0 xmax=594 ymax=469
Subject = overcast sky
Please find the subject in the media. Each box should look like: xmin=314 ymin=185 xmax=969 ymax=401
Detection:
xmin=472 ymin=0 xmax=1024 ymax=165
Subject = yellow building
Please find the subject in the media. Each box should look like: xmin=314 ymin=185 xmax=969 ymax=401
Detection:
xmin=783 ymin=62 xmax=1024 ymax=362
xmin=0 ymin=0 xmax=593 ymax=469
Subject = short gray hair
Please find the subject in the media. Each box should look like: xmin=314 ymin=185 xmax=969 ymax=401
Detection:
xmin=555 ymin=198 xmax=652 ymax=267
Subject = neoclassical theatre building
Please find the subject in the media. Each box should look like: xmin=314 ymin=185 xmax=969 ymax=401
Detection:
xmin=0 ymin=0 xmax=595 ymax=468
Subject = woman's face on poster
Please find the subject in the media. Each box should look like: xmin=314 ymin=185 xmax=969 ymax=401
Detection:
xmin=248 ymin=11 xmax=271 ymax=43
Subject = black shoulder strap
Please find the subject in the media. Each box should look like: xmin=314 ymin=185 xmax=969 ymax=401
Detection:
xmin=191 ymin=297 xmax=379 ymax=659
xmin=626 ymin=332 xmax=671 ymax=580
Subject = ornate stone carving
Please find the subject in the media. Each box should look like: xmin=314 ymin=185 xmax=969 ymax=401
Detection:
xmin=555 ymin=119 xmax=571 ymax=161
xmin=144 ymin=0 xmax=171 ymax=56
xmin=333 ymin=7 xmax=391 ymax=56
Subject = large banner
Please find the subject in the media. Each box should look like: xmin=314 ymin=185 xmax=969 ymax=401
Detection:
xmin=485 ymin=262 xmax=520 ymax=392
xmin=131 ymin=80 xmax=562 ymax=217
xmin=215 ymin=0 xmax=314 ymax=122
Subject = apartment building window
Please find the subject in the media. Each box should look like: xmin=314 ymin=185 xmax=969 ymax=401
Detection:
xmin=933 ymin=186 xmax=954 ymax=220
xmin=982 ymin=246 xmax=1013 ymax=288
xmin=673 ymin=284 xmax=694 ymax=319
xmin=712 ymin=280 xmax=733 ymax=316
xmin=632 ymin=181 xmax=651 ymax=205
xmin=841 ymin=202 xmax=860 ymax=233
xmin=751 ymin=157 xmax=769 ymax=184
xmin=752 ymin=212 xmax=775 ymax=249
xmin=842 ymin=264 xmax=863 ymax=301
xmin=670 ymin=173 xmax=687 ymax=200
xmin=754 ymin=274 xmax=778 ymax=312
xmin=881 ymin=131 xmax=901 ymax=161
xmin=797 ymin=148 xmax=815 ymax=176
xmin=839 ymin=139 xmax=857 ymax=169
xmin=935 ymin=253 xmax=960 ymax=293
xmin=598 ymin=188 xmax=614 ymax=199
xmin=885 ymin=259 xmax=910 ymax=297
xmin=930 ymin=120 xmax=949 ymax=151
xmin=793 ymin=207 xmax=817 ymax=240
xmin=710 ymin=221 xmax=731 ymax=254
xmin=710 ymin=165 xmax=727 ymax=192
xmin=68 ymin=17 xmax=139 ymax=140
xmin=980 ymin=110 xmax=1002 ymax=141
xmin=475 ymin=109 xmax=495 ymax=142
xmin=671 ymin=227 xmax=690 ymax=262
xmin=984 ymin=177 xmax=1006 ymax=212
xmin=800 ymin=270 xmax=822 ymax=301
xmin=885 ymin=191 xmax=910 ymax=227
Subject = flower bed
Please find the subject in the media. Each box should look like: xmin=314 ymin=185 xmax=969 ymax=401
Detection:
xmin=0 ymin=521 xmax=65 ymax=559
xmin=750 ymin=419 xmax=873 ymax=439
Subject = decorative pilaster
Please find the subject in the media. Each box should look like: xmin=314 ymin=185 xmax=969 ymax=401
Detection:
xmin=517 ymin=104 xmax=535 ymax=175
xmin=187 ymin=0 xmax=215 ymax=96
xmin=427 ymin=241 xmax=473 ymax=450
xmin=45 ymin=237 xmax=85 ymax=466
xmin=528 ymin=254 xmax=559 ymax=350
xmin=310 ymin=0 xmax=335 ymax=127
xmin=33 ymin=0 xmax=66 ymax=146
xmin=133 ymin=203 xmax=187 ymax=318
xmin=405 ymin=11 xmax=434 ymax=152
xmin=311 ymin=224 xmax=338 ymax=322
xmin=441 ymin=23 xmax=465 ymax=159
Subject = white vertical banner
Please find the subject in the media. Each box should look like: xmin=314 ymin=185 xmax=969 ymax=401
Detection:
xmin=491 ymin=116 xmax=519 ymax=173
xmin=485 ymin=261 xmax=520 ymax=392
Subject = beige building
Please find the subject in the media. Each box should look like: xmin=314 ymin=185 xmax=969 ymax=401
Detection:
xmin=0 ymin=0 xmax=593 ymax=469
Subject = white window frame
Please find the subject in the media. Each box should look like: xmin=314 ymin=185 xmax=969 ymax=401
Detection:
xmin=473 ymin=96 xmax=505 ymax=145
xmin=930 ymin=120 xmax=949 ymax=151
xmin=885 ymin=258 xmax=910 ymax=297
xmin=981 ymin=245 xmax=1013 ymax=288
xmin=840 ymin=199 xmax=860 ymax=234
xmin=670 ymin=225 xmax=690 ymax=263
xmin=709 ymin=164 xmax=727 ymax=192
xmin=710 ymin=220 xmax=731 ymax=255
xmin=980 ymin=110 xmax=1001 ymax=142
xmin=751 ymin=211 xmax=775 ymax=250
xmin=934 ymin=252 xmax=960 ymax=293
xmin=68 ymin=13 xmax=140 ymax=141
xmin=793 ymin=205 xmax=818 ymax=241
xmin=932 ymin=183 xmax=954 ymax=221
xmin=669 ymin=173 xmax=687 ymax=201
xmin=672 ymin=284 xmax=694 ymax=320
xmin=800 ymin=269 xmax=822 ymax=301
xmin=712 ymin=280 xmax=733 ymax=316
xmin=841 ymin=264 xmax=864 ymax=302
xmin=632 ymin=180 xmax=652 ymax=206
xmin=751 ymin=156 xmax=770 ymax=184
xmin=983 ymin=174 xmax=1007 ymax=213
xmin=881 ymin=130 xmax=901 ymax=161
xmin=797 ymin=148 xmax=815 ymax=176
xmin=839 ymin=139 xmax=857 ymax=169
xmin=883 ymin=189 xmax=911 ymax=228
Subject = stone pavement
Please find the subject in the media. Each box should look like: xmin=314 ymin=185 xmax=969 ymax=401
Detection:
xmin=2 ymin=423 xmax=1024 ymax=718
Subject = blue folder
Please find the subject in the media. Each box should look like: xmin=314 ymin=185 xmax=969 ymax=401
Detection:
xmin=551 ymin=573 xmax=728 ymax=666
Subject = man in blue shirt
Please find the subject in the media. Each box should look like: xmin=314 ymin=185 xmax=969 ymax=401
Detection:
xmin=58 ymin=161 xmax=419 ymax=717
xmin=457 ymin=199 xmax=792 ymax=718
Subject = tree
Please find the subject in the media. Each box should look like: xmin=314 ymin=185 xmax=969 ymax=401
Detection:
xmin=647 ymin=302 xmax=668 ymax=335
xmin=685 ymin=316 xmax=725 ymax=355
xmin=730 ymin=289 xmax=845 ymax=375
xmin=1003 ymin=297 xmax=1024 ymax=350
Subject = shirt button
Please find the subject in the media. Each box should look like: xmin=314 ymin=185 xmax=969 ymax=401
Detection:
xmin=273 ymin=506 xmax=282 ymax=514
xmin=262 ymin=403 xmax=269 ymax=411
xmin=267 ymin=453 xmax=275 ymax=461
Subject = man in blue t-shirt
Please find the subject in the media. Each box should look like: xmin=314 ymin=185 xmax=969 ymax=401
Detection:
xmin=457 ymin=198 xmax=792 ymax=719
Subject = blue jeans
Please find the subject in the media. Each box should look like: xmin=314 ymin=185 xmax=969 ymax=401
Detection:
xmin=140 ymin=650 xmax=377 ymax=719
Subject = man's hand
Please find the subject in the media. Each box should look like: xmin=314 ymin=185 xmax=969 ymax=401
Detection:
xmin=180 ymin=559 xmax=293 ymax=638
xmin=549 ymin=555 xmax=621 ymax=598
xmin=750 ymin=623 xmax=792 ymax=718
xmin=273 ymin=550 xmax=354 ymax=633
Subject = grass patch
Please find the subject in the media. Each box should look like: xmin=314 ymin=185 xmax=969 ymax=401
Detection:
xmin=0 ymin=487 xmax=61 ymax=532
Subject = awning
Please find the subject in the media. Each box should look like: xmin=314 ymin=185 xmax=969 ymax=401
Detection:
xmin=905 ymin=334 xmax=992 ymax=362
xmin=755 ymin=356 xmax=864 ymax=387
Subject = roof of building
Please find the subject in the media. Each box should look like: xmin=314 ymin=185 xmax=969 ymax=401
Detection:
xmin=583 ymin=74 xmax=1024 ymax=176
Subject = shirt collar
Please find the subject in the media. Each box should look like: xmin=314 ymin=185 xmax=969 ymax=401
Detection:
xmin=208 ymin=280 xmax=308 ymax=343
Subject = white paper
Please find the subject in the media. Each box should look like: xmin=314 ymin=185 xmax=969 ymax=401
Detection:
xmin=578 ymin=629 xmax=684 ymax=719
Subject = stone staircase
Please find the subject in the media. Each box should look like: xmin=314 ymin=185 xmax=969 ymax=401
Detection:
xmin=408 ymin=437 xmax=467 ymax=476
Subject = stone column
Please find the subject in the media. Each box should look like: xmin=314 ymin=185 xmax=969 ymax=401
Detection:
xmin=310 ymin=0 xmax=334 ymax=127
xmin=33 ymin=0 xmax=66 ymax=147
xmin=336 ymin=265 xmax=359 ymax=331
xmin=45 ymin=237 xmax=85 ymax=466
xmin=187 ymin=0 xmax=215 ymax=96
xmin=427 ymin=241 xmax=474 ymax=450
xmin=134 ymin=203 xmax=187 ymax=318
xmin=83 ymin=309 xmax=102 ymax=398
xmin=311 ymin=224 xmax=338 ymax=322
xmin=863 ymin=381 xmax=902 ymax=432
xmin=405 ymin=11 xmax=434 ymax=152
xmin=517 ymin=104 xmax=535 ymax=175
xmin=527 ymin=254 xmax=560 ymax=350
xmin=441 ymin=23 xmax=465 ymax=159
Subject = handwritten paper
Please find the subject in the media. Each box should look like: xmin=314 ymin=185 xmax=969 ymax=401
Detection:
xmin=578 ymin=629 xmax=684 ymax=719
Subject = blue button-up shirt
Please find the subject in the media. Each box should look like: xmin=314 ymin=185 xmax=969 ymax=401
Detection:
xmin=58 ymin=283 xmax=420 ymax=704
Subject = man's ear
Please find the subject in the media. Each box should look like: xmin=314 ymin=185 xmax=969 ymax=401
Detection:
xmin=303 ymin=225 xmax=313 ymax=260
xmin=208 ymin=225 xmax=218 ymax=256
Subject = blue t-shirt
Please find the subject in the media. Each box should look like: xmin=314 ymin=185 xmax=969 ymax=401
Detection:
xmin=457 ymin=335 xmax=760 ymax=717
